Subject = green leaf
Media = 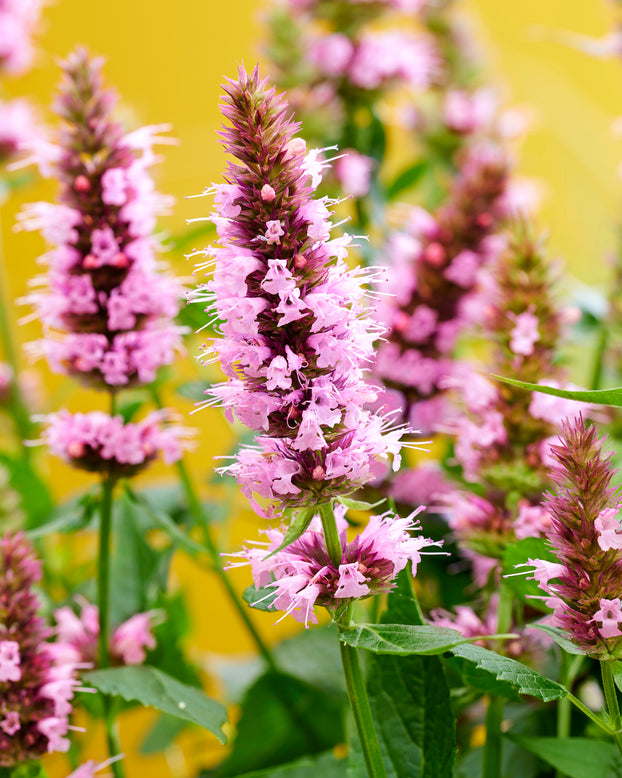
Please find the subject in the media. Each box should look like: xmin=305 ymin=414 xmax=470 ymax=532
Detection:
xmin=447 ymin=643 xmax=567 ymax=702
xmin=501 ymin=537 xmax=559 ymax=610
xmin=347 ymin=568 xmax=456 ymax=778
xmin=493 ymin=375 xmax=617 ymax=407
xmin=216 ymin=671 xmax=344 ymax=777
xmin=335 ymin=496 xmax=385 ymax=511
xmin=530 ymin=623 xmax=585 ymax=655
xmin=234 ymin=751 xmax=347 ymax=777
xmin=117 ymin=395 xmax=147 ymax=423
xmin=83 ymin=666 xmax=227 ymax=743
xmin=508 ymin=736 xmax=622 ymax=778
xmin=339 ymin=623 xmax=475 ymax=655
xmin=26 ymin=492 xmax=98 ymax=538
xmin=243 ymin=585 xmax=277 ymax=612
xmin=0 ymin=452 xmax=54 ymax=530
xmin=611 ymin=661 xmax=622 ymax=693
xmin=125 ymin=487 xmax=207 ymax=556
xmin=266 ymin=506 xmax=317 ymax=558
xmin=386 ymin=161 xmax=428 ymax=201
xmin=140 ymin=713 xmax=190 ymax=755
xmin=110 ymin=494 xmax=173 ymax=624
xmin=176 ymin=380 xmax=210 ymax=402
xmin=8 ymin=762 xmax=49 ymax=778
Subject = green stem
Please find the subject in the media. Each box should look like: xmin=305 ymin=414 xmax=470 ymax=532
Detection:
xmin=482 ymin=583 xmax=513 ymax=778
xmin=566 ymin=692 xmax=614 ymax=735
xmin=318 ymin=501 xmax=343 ymax=567
xmin=320 ymin=501 xmax=386 ymax=778
xmin=97 ymin=393 xmax=125 ymax=778
xmin=148 ymin=385 xmax=277 ymax=671
xmin=338 ymin=604 xmax=387 ymax=778
xmin=601 ymin=660 xmax=622 ymax=757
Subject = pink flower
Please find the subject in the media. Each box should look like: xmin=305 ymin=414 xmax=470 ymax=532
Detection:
xmin=334 ymin=150 xmax=373 ymax=198
xmin=0 ymin=641 xmax=21 ymax=682
xmin=593 ymin=599 xmax=622 ymax=639
xmin=595 ymin=507 xmax=622 ymax=552
xmin=111 ymin=613 xmax=156 ymax=665
xmin=509 ymin=309 xmax=540 ymax=356
xmin=193 ymin=67 xmax=418 ymax=515
xmin=231 ymin=506 xmax=442 ymax=627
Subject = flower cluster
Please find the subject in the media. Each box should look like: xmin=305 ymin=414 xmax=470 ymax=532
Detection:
xmin=0 ymin=0 xmax=43 ymax=75
xmin=265 ymin=0 xmax=439 ymax=198
xmin=0 ymin=533 xmax=78 ymax=766
xmin=522 ymin=416 xmax=622 ymax=658
xmin=442 ymin=232 xmax=588 ymax=567
xmin=193 ymin=66 xmax=419 ymax=516
xmin=373 ymin=142 xmax=510 ymax=433
xmin=40 ymin=409 xmax=193 ymax=477
xmin=230 ymin=504 xmax=441 ymax=627
xmin=55 ymin=600 xmax=157 ymax=667
xmin=19 ymin=48 xmax=183 ymax=389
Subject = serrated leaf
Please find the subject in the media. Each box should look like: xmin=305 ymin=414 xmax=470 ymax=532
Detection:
xmin=339 ymin=623 xmax=476 ymax=655
xmin=347 ymin=569 xmax=456 ymax=777
xmin=386 ymin=161 xmax=428 ymax=201
xmin=448 ymin=643 xmax=567 ymax=702
xmin=507 ymin=736 xmax=622 ymax=778
xmin=530 ymin=623 xmax=585 ymax=655
xmin=493 ymin=375 xmax=615 ymax=406
xmin=265 ymin=506 xmax=317 ymax=558
xmin=83 ymin=666 xmax=227 ymax=743
xmin=243 ymin=585 xmax=277 ymax=612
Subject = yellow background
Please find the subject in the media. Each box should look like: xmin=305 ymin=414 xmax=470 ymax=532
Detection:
xmin=2 ymin=0 xmax=622 ymax=775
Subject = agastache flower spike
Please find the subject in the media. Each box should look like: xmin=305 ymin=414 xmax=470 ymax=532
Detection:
xmin=229 ymin=505 xmax=442 ymax=627
xmin=522 ymin=416 xmax=622 ymax=658
xmin=0 ymin=533 xmax=79 ymax=766
xmin=192 ymin=66 xmax=421 ymax=516
xmin=18 ymin=48 xmax=184 ymax=390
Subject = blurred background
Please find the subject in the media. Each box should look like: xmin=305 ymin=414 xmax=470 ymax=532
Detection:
xmin=3 ymin=0 xmax=622 ymax=774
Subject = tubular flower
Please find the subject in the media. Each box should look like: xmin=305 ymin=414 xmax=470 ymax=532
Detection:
xmin=522 ymin=416 xmax=622 ymax=658
xmin=0 ymin=533 xmax=78 ymax=766
xmin=229 ymin=505 xmax=441 ymax=627
xmin=374 ymin=142 xmax=510 ymax=433
xmin=39 ymin=409 xmax=194 ymax=477
xmin=192 ymin=66 xmax=421 ymax=516
xmin=18 ymin=47 xmax=184 ymax=390
xmin=54 ymin=600 xmax=157 ymax=667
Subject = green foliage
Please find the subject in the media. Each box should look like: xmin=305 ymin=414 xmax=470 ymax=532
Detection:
xmin=233 ymin=751 xmax=347 ymax=777
xmin=385 ymin=161 xmax=429 ymax=201
xmin=493 ymin=376 xmax=622 ymax=408
xmin=175 ymin=380 xmax=210 ymax=402
xmin=446 ymin=644 xmax=567 ymax=702
xmin=83 ymin=666 xmax=227 ymax=743
xmin=266 ymin=506 xmax=318 ymax=557
xmin=243 ymin=584 xmax=277 ymax=611
xmin=140 ymin=713 xmax=190 ymax=755
xmin=26 ymin=490 xmax=98 ymax=538
xmin=216 ymin=671 xmax=345 ymax=777
xmin=339 ymin=623 xmax=471 ymax=655
xmin=0 ymin=452 xmax=54 ymax=529
xmin=508 ymin=735 xmax=622 ymax=777
xmin=347 ymin=569 xmax=456 ymax=777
